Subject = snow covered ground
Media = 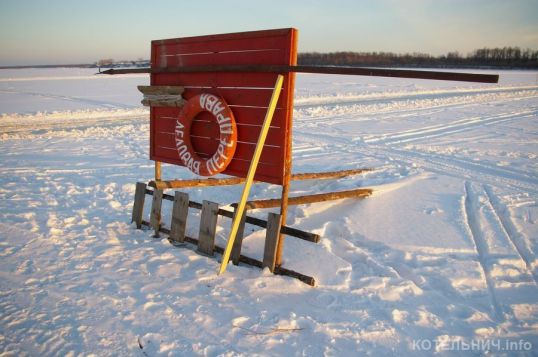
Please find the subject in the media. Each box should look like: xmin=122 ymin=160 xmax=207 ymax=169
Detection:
xmin=1 ymin=68 xmax=537 ymax=356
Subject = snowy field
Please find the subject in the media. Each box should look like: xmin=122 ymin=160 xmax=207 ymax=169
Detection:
xmin=1 ymin=67 xmax=537 ymax=356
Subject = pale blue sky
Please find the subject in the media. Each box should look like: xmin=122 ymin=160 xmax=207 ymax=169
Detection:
xmin=1 ymin=0 xmax=537 ymax=65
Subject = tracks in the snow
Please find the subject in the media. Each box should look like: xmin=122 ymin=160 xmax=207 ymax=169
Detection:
xmin=463 ymin=182 xmax=504 ymax=321
xmin=0 ymin=88 xmax=137 ymax=109
xmin=0 ymin=114 xmax=147 ymax=137
xmin=294 ymin=83 xmax=538 ymax=324
xmin=364 ymin=108 xmax=538 ymax=145
xmin=463 ymin=181 xmax=537 ymax=322
xmin=294 ymin=85 xmax=538 ymax=110
xmin=483 ymin=185 xmax=538 ymax=286
xmin=294 ymin=86 xmax=538 ymax=129
xmin=367 ymin=145 xmax=538 ymax=195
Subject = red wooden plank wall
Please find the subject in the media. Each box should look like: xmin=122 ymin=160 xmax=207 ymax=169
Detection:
xmin=150 ymin=28 xmax=298 ymax=185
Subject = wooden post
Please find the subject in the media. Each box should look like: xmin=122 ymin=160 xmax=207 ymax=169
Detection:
xmin=230 ymin=207 xmax=247 ymax=265
xmin=131 ymin=182 xmax=147 ymax=229
xmin=197 ymin=200 xmax=219 ymax=256
xmin=276 ymin=32 xmax=298 ymax=267
xmin=169 ymin=191 xmax=189 ymax=243
xmin=218 ymin=75 xmax=284 ymax=275
xmin=263 ymin=213 xmax=282 ymax=272
xmin=155 ymin=161 xmax=162 ymax=181
xmin=277 ymin=182 xmax=290 ymax=266
xmin=150 ymin=189 xmax=163 ymax=237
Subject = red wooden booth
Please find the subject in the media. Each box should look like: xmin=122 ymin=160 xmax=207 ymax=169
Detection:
xmin=140 ymin=28 xmax=327 ymax=284
xmin=150 ymin=28 xmax=297 ymax=185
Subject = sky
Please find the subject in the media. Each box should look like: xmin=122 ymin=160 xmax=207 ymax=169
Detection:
xmin=0 ymin=0 xmax=537 ymax=66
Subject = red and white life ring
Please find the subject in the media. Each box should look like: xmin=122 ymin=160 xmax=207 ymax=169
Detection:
xmin=175 ymin=93 xmax=237 ymax=176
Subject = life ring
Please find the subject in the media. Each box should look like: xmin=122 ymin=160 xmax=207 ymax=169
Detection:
xmin=175 ymin=93 xmax=237 ymax=176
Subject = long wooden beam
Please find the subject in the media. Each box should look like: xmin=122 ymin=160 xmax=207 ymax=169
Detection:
xmin=148 ymin=168 xmax=373 ymax=189
xmin=99 ymin=65 xmax=499 ymax=83
xmin=245 ymin=188 xmax=373 ymax=210
xmin=291 ymin=168 xmax=373 ymax=180
xmin=149 ymin=177 xmax=245 ymax=189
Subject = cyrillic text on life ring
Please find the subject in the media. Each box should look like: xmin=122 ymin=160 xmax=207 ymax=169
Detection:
xmin=175 ymin=94 xmax=237 ymax=176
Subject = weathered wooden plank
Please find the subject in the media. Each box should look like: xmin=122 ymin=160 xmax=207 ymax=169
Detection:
xmin=141 ymin=98 xmax=185 ymax=107
xmin=263 ymin=213 xmax=281 ymax=272
xmin=140 ymin=219 xmax=316 ymax=286
xmin=197 ymin=200 xmax=219 ymax=256
xmin=169 ymin=191 xmax=189 ymax=243
xmin=139 ymin=86 xmax=185 ymax=107
xmin=137 ymin=85 xmax=185 ymax=95
xmin=230 ymin=207 xmax=247 ymax=265
xmin=145 ymin=187 xmax=321 ymax=243
xmin=131 ymin=182 xmax=147 ymax=229
xmin=150 ymin=189 xmax=164 ymax=237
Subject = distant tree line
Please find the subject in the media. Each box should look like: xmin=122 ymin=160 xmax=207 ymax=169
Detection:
xmin=298 ymin=47 xmax=538 ymax=68
xmin=95 ymin=58 xmax=150 ymax=68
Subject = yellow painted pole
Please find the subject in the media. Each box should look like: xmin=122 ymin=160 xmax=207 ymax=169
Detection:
xmin=218 ymin=74 xmax=284 ymax=275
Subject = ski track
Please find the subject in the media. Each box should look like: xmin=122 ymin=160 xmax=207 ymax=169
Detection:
xmin=0 ymin=88 xmax=137 ymax=110
xmin=483 ymin=185 xmax=538 ymax=286
xmin=463 ymin=181 xmax=504 ymax=321
xmin=0 ymin=111 xmax=148 ymax=136
xmin=363 ymin=108 xmax=538 ymax=144
xmin=293 ymin=129 xmax=538 ymax=195
xmin=294 ymin=89 xmax=538 ymax=128
xmin=292 ymin=80 xmax=538 ymax=327
xmin=367 ymin=146 xmax=538 ymax=195
xmin=294 ymin=92 xmax=537 ymax=194
xmin=294 ymin=85 xmax=538 ymax=109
